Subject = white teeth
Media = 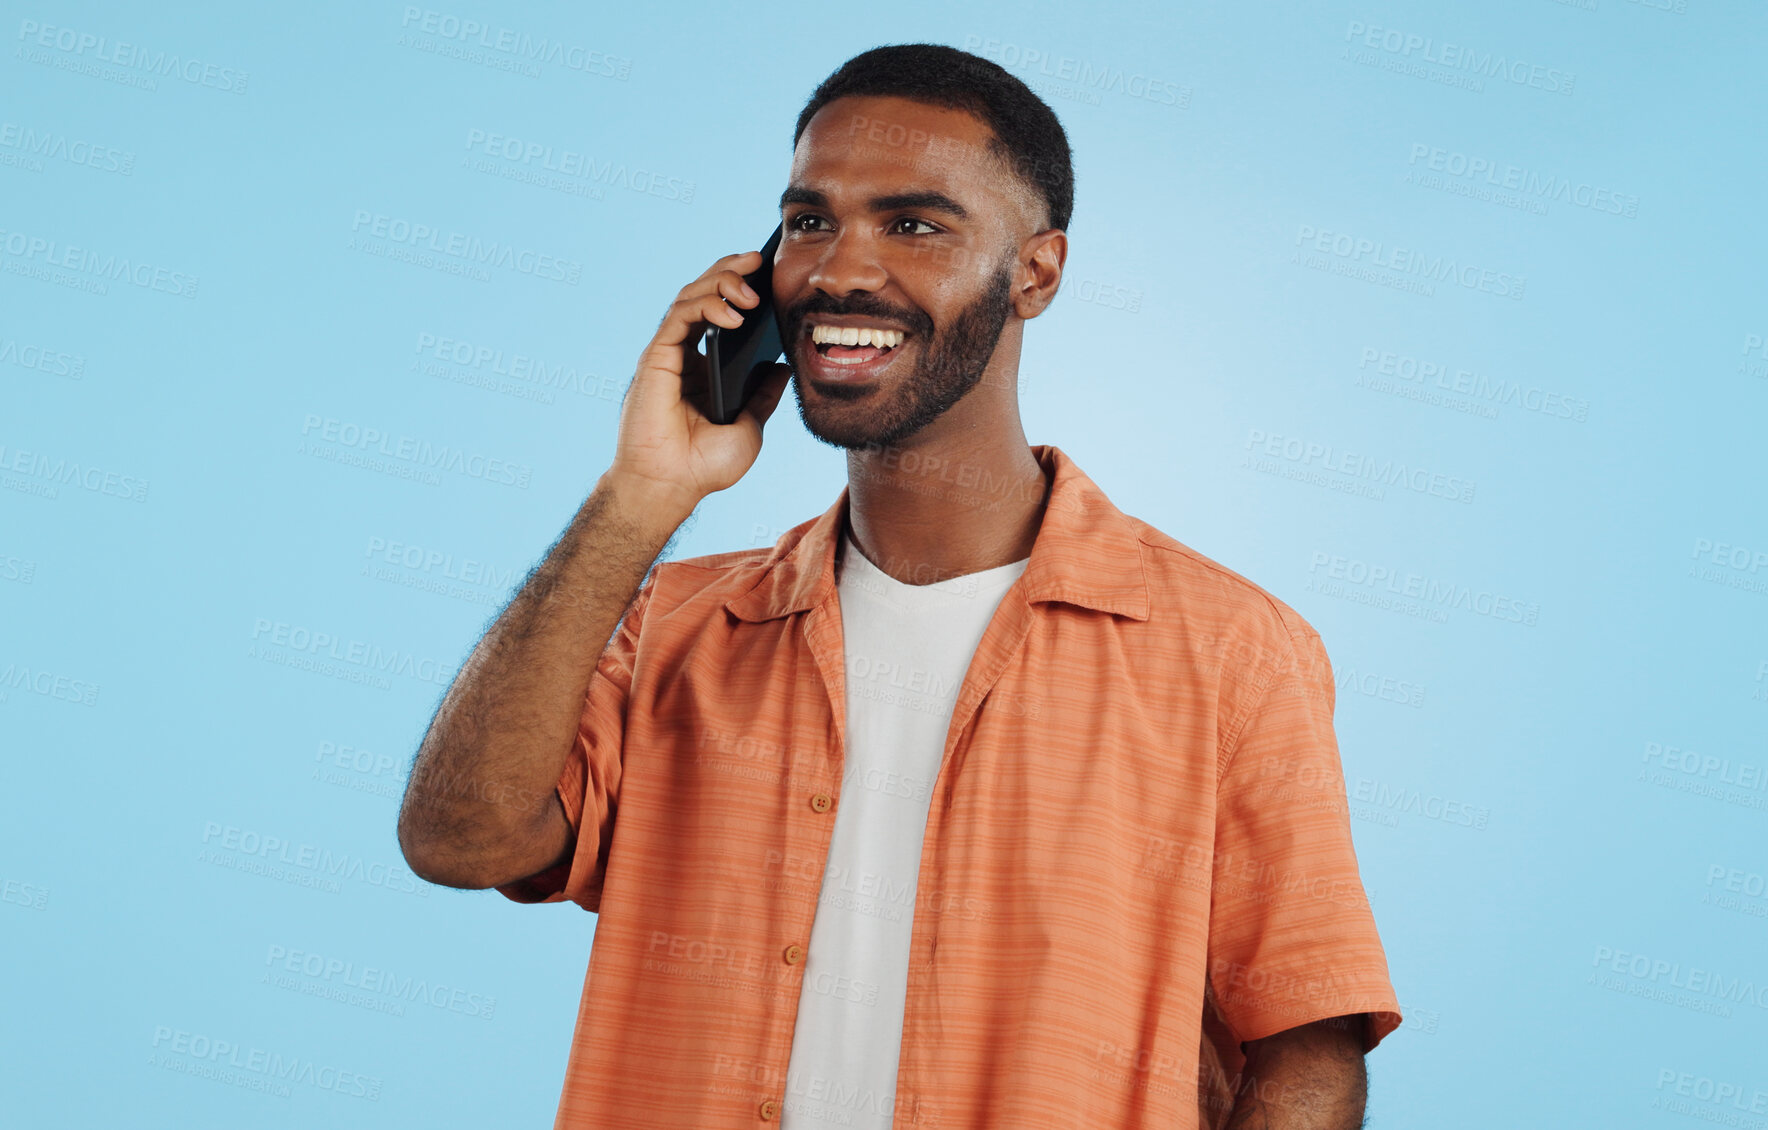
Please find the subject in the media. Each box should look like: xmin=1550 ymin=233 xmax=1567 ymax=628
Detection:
xmin=811 ymin=325 xmax=903 ymax=349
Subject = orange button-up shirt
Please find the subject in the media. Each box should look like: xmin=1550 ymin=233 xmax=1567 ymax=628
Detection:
xmin=498 ymin=443 xmax=1402 ymax=1129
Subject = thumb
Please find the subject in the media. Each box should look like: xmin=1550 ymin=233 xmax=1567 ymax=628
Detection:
xmin=739 ymin=363 xmax=794 ymax=430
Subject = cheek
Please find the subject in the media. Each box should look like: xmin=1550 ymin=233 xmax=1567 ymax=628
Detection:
xmin=896 ymin=271 xmax=968 ymax=319
xmin=772 ymin=251 xmax=816 ymax=293
xmin=771 ymin=269 xmax=802 ymax=310
xmin=916 ymin=284 xmax=975 ymax=329
xmin=910 ymin=253 xmax=1002 ymax=309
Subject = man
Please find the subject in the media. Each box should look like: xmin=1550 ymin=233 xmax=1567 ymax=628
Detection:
xmin=398 ymin=43 xmax=1401 ymax=1130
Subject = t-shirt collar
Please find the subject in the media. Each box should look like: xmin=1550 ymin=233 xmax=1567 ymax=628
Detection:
xmin=725 ymin=444 xmax=1151 ymax=623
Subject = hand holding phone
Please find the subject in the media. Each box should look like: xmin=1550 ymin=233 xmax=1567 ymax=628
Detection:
xmin=703 ymin=223 xmax=786 ymax=425
xmin=603 ymin=237 xmax=793 ymax=517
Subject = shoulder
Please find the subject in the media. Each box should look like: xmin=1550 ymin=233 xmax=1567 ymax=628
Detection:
xmin=1120 ymin=512 xmax=1322 ymax=658
xmin=643 ymin=545 xmax=776 ymax=608
xmin=635 ymin=512 xmax=820 ymax=620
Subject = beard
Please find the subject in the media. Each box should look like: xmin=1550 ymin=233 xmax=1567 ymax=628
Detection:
xmin=782 ymin=257 xmax=1017 ymax=451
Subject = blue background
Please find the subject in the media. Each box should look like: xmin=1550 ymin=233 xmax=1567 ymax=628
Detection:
xmin=3 ymin=1 xmax=1765 ymax=1126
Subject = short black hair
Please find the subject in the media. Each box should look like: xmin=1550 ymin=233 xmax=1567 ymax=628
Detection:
xmin=792 ymin=43 xmax=1074 ymax=232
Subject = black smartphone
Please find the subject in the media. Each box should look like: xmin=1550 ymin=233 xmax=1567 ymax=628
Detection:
xmin=704 ymin=223 xmax=785 ymax=425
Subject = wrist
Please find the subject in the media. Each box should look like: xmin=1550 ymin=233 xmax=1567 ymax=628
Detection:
xmin=596 ymin=468 xmax=700 ymax=535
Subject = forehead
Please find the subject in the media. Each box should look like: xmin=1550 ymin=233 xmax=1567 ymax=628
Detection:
xmin=790 ymin=94 xmax=1013 ymax=206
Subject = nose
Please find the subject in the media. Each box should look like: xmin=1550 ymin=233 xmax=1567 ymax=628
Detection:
xmin=805 ymin=227 xmax=888 ymax=298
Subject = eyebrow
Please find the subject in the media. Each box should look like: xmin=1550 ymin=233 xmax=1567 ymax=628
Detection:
xmin=779 ymin=185 xmax=970 ymax=221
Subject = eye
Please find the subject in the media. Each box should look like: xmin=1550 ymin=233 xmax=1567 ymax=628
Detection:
xmin=890 ymin=217 xmax=940 ymax=235
xmin=788 ymin=213 xmax=831 ymax=232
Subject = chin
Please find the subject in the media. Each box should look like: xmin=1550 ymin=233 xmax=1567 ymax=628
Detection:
xmin=798 ymin=409 xmax=896 ymax=452
xmin=795 ymin=395 xmax=915 ymax=451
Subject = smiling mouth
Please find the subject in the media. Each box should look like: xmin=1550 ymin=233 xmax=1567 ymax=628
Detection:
xmin=809 ymin=324 xmax=908 ymax=366
xmin=817 ymin=342 xmax=898 ymax=365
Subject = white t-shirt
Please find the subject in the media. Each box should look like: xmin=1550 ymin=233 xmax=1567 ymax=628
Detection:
xmin=779 ymin=530 xmax=1030 ymax=1130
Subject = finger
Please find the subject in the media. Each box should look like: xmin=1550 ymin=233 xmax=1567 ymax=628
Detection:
xmin=681 ymin=255 xmax=762 ymax=306
xmin=650 ymin=292 xmax=746 ymax=352
xmin=678 ymin=268 xmax=763 ymax=311
xmin=739 ymin=363 xmax=795 ymax=430
xmin=676 ymin=347 xmax=709 ymax=401
xmin=703 ymin=249 xmax=763 ymax=274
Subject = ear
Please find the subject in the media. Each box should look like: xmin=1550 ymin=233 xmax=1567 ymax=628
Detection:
xmin=1013 ymin=229 xmax=1068 ymax=320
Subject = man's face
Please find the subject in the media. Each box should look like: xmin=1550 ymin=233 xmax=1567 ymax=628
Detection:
xmin=774 ymin=95 xmax=1039 ymax=451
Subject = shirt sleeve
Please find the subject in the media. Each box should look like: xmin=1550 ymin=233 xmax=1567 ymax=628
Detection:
xmin=1206 ymin=627 xmax=1402 ymax=1055
xmin=494 ymin=572 xmax=655 ymax=913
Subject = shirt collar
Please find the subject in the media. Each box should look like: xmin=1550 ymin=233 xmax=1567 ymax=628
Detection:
xmin=725 ymin=444 xmax=1151 ymax=623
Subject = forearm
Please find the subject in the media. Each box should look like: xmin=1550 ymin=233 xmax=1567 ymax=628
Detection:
xmin=1223 ymin=1016 xmax=1368 ymax=1130
xmin=397 ymin=470 xmax=689 ymax=885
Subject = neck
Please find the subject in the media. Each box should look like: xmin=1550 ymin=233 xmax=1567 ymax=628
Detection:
xmin=843 ymin=426 xmax=1049 ymax=586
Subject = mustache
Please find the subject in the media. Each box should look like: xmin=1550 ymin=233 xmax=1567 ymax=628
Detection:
xmin=781 ymin=294 xmax=934 ymax=339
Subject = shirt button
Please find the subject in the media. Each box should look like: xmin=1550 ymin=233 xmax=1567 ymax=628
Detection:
xmin=783 ymin=943 xmax=805 ymax=965
xmin=759 ymin=1098 xmax=780 ymax=1119
xmin=810 ymin=792 xmax=832 ymax=813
